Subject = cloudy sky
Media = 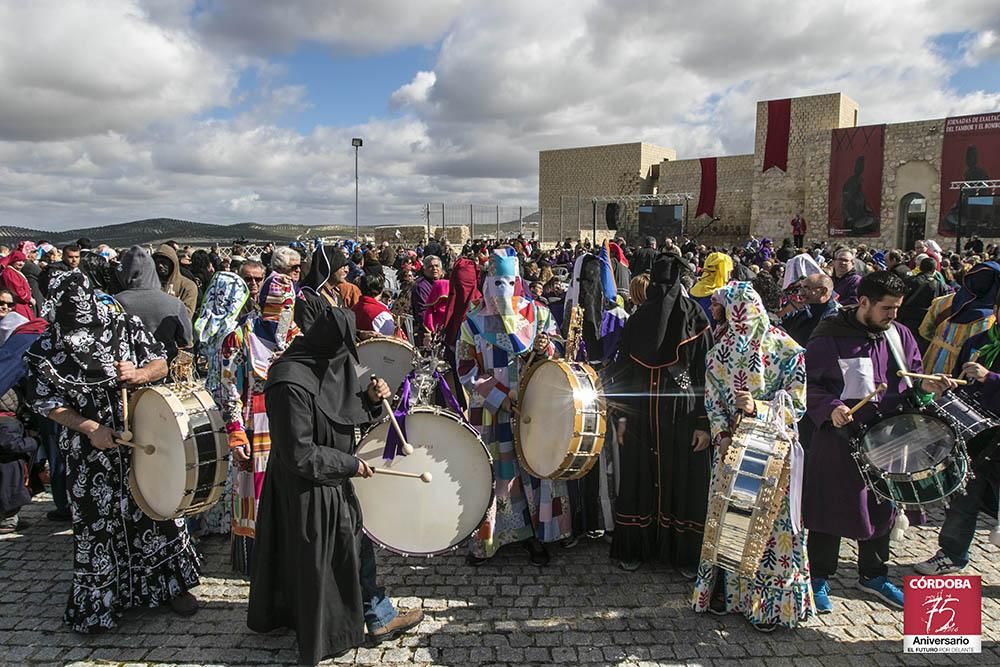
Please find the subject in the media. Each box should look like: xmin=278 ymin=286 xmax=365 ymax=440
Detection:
xmin=2 ymin=0 xmax=1000 ymax=231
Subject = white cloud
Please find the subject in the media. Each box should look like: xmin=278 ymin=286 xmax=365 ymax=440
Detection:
xmin=2 ymin=0 xmax=1000 ymax=232
xmin=0 ymin=0 xmax=235 ymax=141
xmin=390 ymin=71 xmax=437 ymax=109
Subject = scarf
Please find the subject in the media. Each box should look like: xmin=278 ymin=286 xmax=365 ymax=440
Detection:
xmin=422 ymin=279 xmax=451 ymax=334
xmin=781 ymin=253 xmax=823 ymax=290
xmin=465 ymin=247 xmax=537 ymax=355
xmin=194 ymin=271 xmax=250 ymax=348
xmin=25 ymin=271 xmax=128 ymax=392
xmin=441 ymin=257 xmax=481 ymax=346
xmin=690 ymin=252 xmax=733 ymax=298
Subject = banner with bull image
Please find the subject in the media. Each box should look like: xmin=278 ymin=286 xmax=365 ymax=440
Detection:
xmin=938 ymin=112 xmax=1000 ymax=237
xmin=828 ymin=124 xmax=885 ymax=238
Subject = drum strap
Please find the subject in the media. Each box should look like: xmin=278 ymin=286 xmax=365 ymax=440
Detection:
xmin=768 ymin=390 xmax=805 ymax=534
xmin=884 ymin=325 xmax=913 ymax=389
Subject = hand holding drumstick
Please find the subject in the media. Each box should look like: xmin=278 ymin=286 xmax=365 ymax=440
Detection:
xmin=831 ymin=383 xmax=886 ymax=428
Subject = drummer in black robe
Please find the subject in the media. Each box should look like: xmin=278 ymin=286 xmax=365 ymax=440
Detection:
xmin=247 ymin=307 xmax=423 ymax=666
xmin=606 ymin=255 xmax=713 ymax=574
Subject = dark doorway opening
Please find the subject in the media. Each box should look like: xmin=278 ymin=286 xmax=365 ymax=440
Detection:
xmin=899 ymin=193 xmax=926 ymax=251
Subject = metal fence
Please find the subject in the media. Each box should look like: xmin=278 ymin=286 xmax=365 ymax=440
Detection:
xmin=423 ymin=200 xmax=617 ymax=244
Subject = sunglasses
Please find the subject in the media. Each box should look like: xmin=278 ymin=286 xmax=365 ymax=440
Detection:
xmin=243 ymin=276 xmax=265 ymax=283
xmin=0 ymin=301 xmax=12 ymax=307
xmin=288 ymin=265 xmax=301 ymax=272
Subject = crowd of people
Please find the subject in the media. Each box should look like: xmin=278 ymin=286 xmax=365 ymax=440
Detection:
xmin=1 ymin=229 xmax=999 ymax=663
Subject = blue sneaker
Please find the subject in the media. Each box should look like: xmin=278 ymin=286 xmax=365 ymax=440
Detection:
xmin=811 ymin=578 xmax=833 ymax=614
xmin=856 ymin=575 xmax=904 ymax=609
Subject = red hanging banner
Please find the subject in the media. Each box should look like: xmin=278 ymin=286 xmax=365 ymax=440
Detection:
xmin=938 ymin=112 xmax=1000 ymax=237
xmin=827 ymin=124 xmax=885 ymax=238
xmin=696 ymin=157 xmax=717 ymax=218
xmin=762 ymin=98 xmax=792 ymax=172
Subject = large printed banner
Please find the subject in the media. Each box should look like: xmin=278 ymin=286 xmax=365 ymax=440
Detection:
xmin=828 ymin=124 xmax=885 ymax=238
xmin=938 ymin=112 xmax=1000 ymax=237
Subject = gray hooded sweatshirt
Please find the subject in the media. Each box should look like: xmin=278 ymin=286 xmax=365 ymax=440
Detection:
xmin=115 ymin=246 xmax=192 ymax=361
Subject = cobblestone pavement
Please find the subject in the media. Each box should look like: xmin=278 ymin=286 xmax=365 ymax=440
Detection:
xmin=3 ymin=493 xmax=999 ymax=666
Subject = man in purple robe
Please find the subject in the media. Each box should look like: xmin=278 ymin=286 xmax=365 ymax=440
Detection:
xmin=831 ymin=247 xmax=862 ymax=307
xmin=804 ymin=271 xmax=955 ymax=613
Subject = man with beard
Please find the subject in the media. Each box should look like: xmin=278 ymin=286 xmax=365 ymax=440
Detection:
xmin=804 ymin=271 xmax=955 ymax=613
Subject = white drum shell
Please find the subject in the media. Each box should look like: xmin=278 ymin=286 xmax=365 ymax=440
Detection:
xmin=128 ymin=385 xmax=228 ymax=521
xmin=354 ymin=407 xmax=494 ymax=556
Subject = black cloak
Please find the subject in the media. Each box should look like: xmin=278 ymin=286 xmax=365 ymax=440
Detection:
xmin=247 ymin=308 xmax=379 ymax=665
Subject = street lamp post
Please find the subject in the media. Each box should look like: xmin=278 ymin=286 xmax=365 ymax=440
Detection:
xmin=352 ymin=138 xmax=363 ymax=239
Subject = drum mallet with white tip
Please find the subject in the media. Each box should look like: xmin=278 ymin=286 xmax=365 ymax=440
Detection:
xmin=371 ymin=467 xmax=432 ymax=483
xmin=370 ymin=374 xmax=414 ymax=455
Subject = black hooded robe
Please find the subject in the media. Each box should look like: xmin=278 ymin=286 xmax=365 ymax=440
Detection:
xmin=606 ymin=256 xmax=713 ymax=567
xmin=247 ymin=308 xmax=380 ymax=666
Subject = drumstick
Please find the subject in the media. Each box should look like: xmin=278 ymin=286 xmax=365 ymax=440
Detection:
xmin=112 ymin=433 xmax=155 ymax=455
xmin=845 ymin=383 xmax=887 ymax=417
xmin=119 ymin=387 xmax=133 ymax=442
xmin=896 ymin=370 xmax=968 ymax=386
xmin=370 ymin=374 xmax=414 ymax=455
xmin=371 ymin=467 xmax=432 ymax=483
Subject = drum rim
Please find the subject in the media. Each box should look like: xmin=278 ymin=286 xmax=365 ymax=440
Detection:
xmin=357 ymin=405 xmax=497 ymax=557
xmin=852 ymin=409 xmax=964 ymax=472
xmin=864 ymin=452 xmax=968 ymax=507
xmin=513 ymin=359 xmax=606 ymax=480
xmin=357 ymin=336 xmax=415 ymax=352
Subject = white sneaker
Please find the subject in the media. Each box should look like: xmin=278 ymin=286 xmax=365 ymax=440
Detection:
xmin=914 ymin=550 xmax=965 ymax=576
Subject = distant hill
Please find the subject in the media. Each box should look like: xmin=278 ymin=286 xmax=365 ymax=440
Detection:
xmin=0 ymin=218 xmax=356 ymax=248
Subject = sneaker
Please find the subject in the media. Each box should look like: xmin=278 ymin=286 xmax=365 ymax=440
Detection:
xmin=678 ymin=566 xmax=698 ymax=581
xmin=856 ymin=575 xmax=904 ymax=609
xmin=751 ymin=621 xmax=778 ymax=633
xmin=368 ymin=608 xmax=424 ymax=645
xmin=914 ymin=550 xmax=965 ymax=576
xmin=812 ymin=578 xmax=833 ymax=614
xmin=586 ymin=529 xmax=605 ymax=540
xmin=0 ymin=514 xmax=19 ymax=535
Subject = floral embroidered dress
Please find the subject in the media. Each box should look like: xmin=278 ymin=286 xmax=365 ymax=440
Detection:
xmin=692 ymin=281 xmax=814 ymax=628
xmin=457 ymin=248 xmax=571 ymax=558
xmin=25 ymin=271 xmax=200 ymax=632
xmin=219 ymin=275 xmax=298 ymax=573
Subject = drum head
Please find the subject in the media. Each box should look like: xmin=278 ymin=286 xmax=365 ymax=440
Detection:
xmin=518 ymin=361 xmax=578 ymax=477
xmin=354 ymin=409 xmax=493 ymax=556
xmin=355 ymin=338 xmax=415 ymax=395
xmin=130 ymin=387 xmax=188 ymax=519
xmin=860 ymin=413 xmax=956 ymax=474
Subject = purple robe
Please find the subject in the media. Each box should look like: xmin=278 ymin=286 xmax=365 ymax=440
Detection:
xmin=833 ymin=271 xmax=862 ymax=307
xmin=803 ymin=319 xmax=923 ymax=539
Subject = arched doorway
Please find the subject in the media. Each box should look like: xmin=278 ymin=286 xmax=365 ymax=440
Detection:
xmin=899 ymin=192 xmax=926 ymax=251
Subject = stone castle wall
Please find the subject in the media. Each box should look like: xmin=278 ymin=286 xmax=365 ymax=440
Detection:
xmin=539 ymin=93 xmax=997 ymax=250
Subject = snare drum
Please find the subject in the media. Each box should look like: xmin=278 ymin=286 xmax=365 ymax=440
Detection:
xmin=128 ymin=383 xmax=229 ymax=521
xmin=948 ymin=388 xmax=1000 ymax=486
xmin=851 ymin=404 xmax=969 ymax=510
xmin=514 ymin=360 xmax=606 ymax=480
xmin=355 ymin=337 xmax=415 ymax=396
xmin=353 ymin=406 xmax=494 ymax=556
xmin=701 ymin=414 xmax=792 ymax=577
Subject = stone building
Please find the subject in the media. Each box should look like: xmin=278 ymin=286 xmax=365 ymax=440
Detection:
xmin=538 ymin=92 xmax=1000 ymax=251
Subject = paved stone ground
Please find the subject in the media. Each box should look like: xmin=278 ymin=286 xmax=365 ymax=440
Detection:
xmin=3 ymin=493 xmax=999 ymax=666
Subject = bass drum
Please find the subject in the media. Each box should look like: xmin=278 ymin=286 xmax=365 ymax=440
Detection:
xmin=128 ymin=384 xmax=229 ymax=521
xmin=355 ymin=337 xmax=415 ymax=396
xmin=354 ymin=406 xmax=494 ymax=556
